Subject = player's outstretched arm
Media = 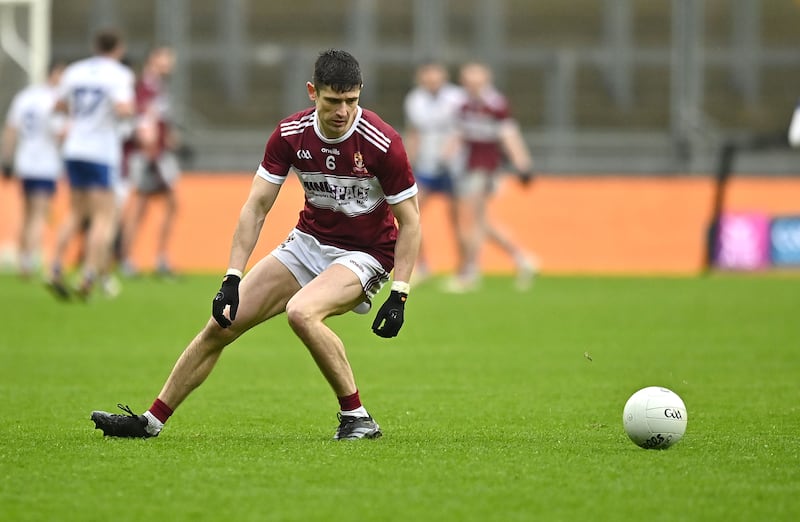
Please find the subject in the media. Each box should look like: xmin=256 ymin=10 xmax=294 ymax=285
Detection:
xmin=388 ymin=195 xmax=421 ymax=285
xmin=372 ymin=195 xmax=420 ymax=338
xmin=212 ymin=176 xmax=280 ymax=328
xmin=1 ymin=124 xmax=17 ymax=178
xmin=227 ymin=175 xmax=281 ymax=272
xmin=403 ymin=126 xmax=421 ymax=167
xmin=499 ymin=120 xmax=535 ymax=183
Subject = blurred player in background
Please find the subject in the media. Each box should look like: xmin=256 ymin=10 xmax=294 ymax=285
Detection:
xmin=120 ymin=46 xmax=181 ymax=278
xmin=47 ymin=29 xmax=134 ymax=299
xmin=91 ymin=49 xmax=421 ymax=441
xmin=446 ymin=61 xmax=537 ymax=292
xmin=403 ymin=61 xmax=465 ymax=282
xmin=1 ymin=61 xmax=67 ymax=278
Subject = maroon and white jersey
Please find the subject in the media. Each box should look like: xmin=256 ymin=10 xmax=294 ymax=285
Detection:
xmin=134 ymin=73 xmax=171 ymax=152
xmin=258 ymin=106 xmax=417 ymax=270
xmin=457 ymin=87 xmax=512 ymax=172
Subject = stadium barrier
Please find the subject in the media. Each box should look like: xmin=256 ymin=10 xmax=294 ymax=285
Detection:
xmin=1 ymin=174 xmax=799 ymax=275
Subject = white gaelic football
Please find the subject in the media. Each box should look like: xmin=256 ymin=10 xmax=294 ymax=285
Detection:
xmin=623 ymin=386 xmax=687 ymax=449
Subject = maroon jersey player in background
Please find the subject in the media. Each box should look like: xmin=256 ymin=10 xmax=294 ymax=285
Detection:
xmin=91 ymin=49 xmax=421 ymax=440
xmin=120 ymin=46 xmax=181 ymax=277
xmin=446 ymin=61 xmax=537 ymax=293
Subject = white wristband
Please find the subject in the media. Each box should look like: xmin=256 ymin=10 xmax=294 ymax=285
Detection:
xmin=391 ymin=281 xmax=410 ymax=294
xmin=226 ymin=268 xmax=243 ymax=279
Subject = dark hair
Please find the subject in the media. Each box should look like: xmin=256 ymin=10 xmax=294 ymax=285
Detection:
xmin=313 ymin=49 xmax=362 ymax=93
xmin=94 ymin=29 xmax=123 ymax=54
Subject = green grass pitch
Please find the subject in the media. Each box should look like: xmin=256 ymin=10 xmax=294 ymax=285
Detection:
xmin=1 ymin=273 xmax=798 ymax=521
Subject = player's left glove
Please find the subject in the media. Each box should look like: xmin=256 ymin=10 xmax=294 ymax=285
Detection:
xmin=212 ymin=274 xmax=240 ymax=328
xmin=1 ymin=163 xmax=12 ymax=179
xmin=372 ymin=284 xmax=408 ymax=338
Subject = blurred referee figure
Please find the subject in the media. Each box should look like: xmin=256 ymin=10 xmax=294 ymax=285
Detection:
xmin=47 ymin=29 xmax=135 ymax=298
xmin=403 ymin=61 xmax=465 ymax=282
xmin=91 ymin=49 xmax=421 ymax=440
xmin=1 ymin=61 xmax=67 ymax=278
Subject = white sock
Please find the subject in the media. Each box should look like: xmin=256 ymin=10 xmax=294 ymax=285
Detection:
xmin=340 ymin=406 xmax=369 ymax=418
xmin=143 ymin=411 xmax=165 ymax=436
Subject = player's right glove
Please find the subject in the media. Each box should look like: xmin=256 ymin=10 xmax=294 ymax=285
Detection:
xmin=212 ymin=274 xmax=240 ymax=328
xmin=1 ymin=163 xmax=12 ymax=179
xmin=371 ymin=287 xmax=407 ymax=338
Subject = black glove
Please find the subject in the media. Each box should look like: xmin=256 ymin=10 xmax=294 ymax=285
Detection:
xmin=371 ymin=290 xmax=407 ymax=338
xmin=517 ymin=169 xmax=534 ymax=186
xmin=1 ymin=163 xmax=12 ymax=179
xmin=212 ymin=274 xmax=240 ymax=328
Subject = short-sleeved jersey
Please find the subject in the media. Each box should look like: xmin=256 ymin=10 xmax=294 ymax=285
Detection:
xmin=258 ymin=106 xmax=417 ymax=270
xmin=135 ymin=74 xmax=171 ymax=151
xmin=58 ymin=56 xmax=134 ymax=166
xmin=404 ymin=83 xmax=465 ymax=174
xmin=4 ymin=84 xmax=62 ymax=179
xmin=457 ymin=87 xmax=513 ymax=172
xmin=123 ymin=74 xmax=172 ymax=165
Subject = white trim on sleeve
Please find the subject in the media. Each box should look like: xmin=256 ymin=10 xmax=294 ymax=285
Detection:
xmin=385 ymin=183 xmax=419 ymax=205
xmin=256 ymin=164 xmax=287 ymax=185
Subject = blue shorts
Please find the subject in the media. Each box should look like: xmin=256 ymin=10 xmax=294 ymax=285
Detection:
xmin=66 ymin=160 xmax=112 ymax=189
xmin=22 ymin=178 xmax=57 ymax=196
xmin=415 ymin=170 xmax=454 ymax=194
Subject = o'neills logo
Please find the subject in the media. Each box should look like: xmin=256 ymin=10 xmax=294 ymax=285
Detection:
xmin=353 ymin=152 xmax=369 ymax=175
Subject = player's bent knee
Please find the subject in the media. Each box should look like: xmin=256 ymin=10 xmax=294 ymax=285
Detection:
xmin=285 ymin=299 xmax=317 ymax=333
xmin=285 ymin=303 xmax=307 ymax=330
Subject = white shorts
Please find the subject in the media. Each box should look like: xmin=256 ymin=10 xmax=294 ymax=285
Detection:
xmin=128 ymin=151 xmax=180 ymax=194
xmin=454 ymin=168 xmax=499 ymax=197
xmin=270 ymin=229 xmax=389 ymax=314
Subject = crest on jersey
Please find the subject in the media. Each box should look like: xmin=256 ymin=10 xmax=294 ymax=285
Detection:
xmin=353 ymin=151 xmax=369 ymax=176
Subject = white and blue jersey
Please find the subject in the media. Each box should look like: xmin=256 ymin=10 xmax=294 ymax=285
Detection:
xmin=403 ymin=82 xmax=465 ymax=184
xmin=4 ymin=83 xmax=63 ymax=180
xmin=58 ymin=55 xmax=134 ymax=169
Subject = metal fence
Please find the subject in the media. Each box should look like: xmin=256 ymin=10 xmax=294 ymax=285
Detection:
xmin=2 ymin=0 xmax=800 ymax=173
